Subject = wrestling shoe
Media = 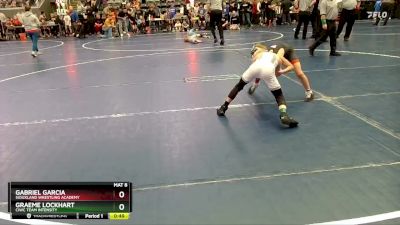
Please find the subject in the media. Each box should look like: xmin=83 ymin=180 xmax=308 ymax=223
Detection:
xmin=280 ymin=113 xmax=299 ymax=128
xmin=217 ymin=105 xmax=228 ymax=116
xmin=248 ymin=84 xmax=258 ymax=95
xmin=305 ymin=90 xmax=314 ymax=102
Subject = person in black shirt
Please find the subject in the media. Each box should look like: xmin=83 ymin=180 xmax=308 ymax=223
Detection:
xmin=281 ymin=0 xmax=292 ymax=24
xmin=117 ymin=8 xmax=130 ymax=37
xmin=145 ymin=5 xmax=157 ymax=26
xmin=230 ymin=2 xmax=238 ymax=12
xmin=309 ymin=0 xmax=319 ymax=38
xmin=86 ymin=7 xmax=95 ymax=35
xmin=230 ymin=10 xmax=240 ymax=29
xmin=265 ymin=0 xmax=274 ymax=27
xmin=241 ymin=0 xmax=252 ymax=27
xmin=260 ymin=0 xmax=267 ymax=23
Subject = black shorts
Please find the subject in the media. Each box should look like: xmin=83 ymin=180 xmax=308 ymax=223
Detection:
xmin=283 ymin=46 xmax=299 ymax=64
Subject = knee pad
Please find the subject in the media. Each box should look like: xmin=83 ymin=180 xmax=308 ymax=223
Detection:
xmin=271 ymin=88 xmax=286 ymax=106
xmin=236 ymin=78 xmax=247 ymax=91
xmin=228 ymin=78 xmax=247 ymax=99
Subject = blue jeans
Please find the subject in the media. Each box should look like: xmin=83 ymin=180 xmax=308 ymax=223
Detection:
xmin=242 ymin=13 xmax=251 ymax=26
xmin=27 ymin=31 xmax=39 ymax=52
xmin=103 ymin=27 xmax=113 ymax=38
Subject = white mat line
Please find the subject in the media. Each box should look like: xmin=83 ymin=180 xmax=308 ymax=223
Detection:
xmin=4 ymin=62 xmax=400 ymax=93
xmin=184 ymin=74 xmax=240 ymax=82
xmin=81 ymin=31 xmax=284 ymax=52
xmin=132 ymin=161 xmax=400 ymax=191
xmin=0 ymin=47 xmax=256 ymax=85
xmin=330 ymin=91 xmax=400 ymax=99
xmin=367 ymin=136 xmax=400 ymax=157
xmin=0 ymin=51 xmax=185 ymax=84
xmin=1 ymin=91 xmax=399 ymax=127
xmin=0 ymin=212 xmax=75 ymax=225
xmin=308 ymin=210 xmax=400 ymax=225
xmin=283 ymin=75 xmax=400 ymax=140
xmin=0 ymin=41 xmax=64 ymax=57
xmin=303 ymin=64 xmax=400 ymax=73
xmin=5 ymin=74 xmax=239 ymax=94
xmin=293 ymin=49 xmax=400 ymax=59
xmin=7 ymin=79 xmax=186 ymax=93
xmin=326 ymin=98 xmax=400 ymax=140
xmin=0 ymin=99 xmax=311 ymax=127
xmin=352 ymin=33 xmax=400 ymax=35
xmin=1 ymin=48 xmax=399 ymax=86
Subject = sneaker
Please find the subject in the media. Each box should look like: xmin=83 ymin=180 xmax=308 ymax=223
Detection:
xmin=305 ymin=90 xmax=314 ymax=102
xmin=280 ymin=113 xmax=299 ymax=128
xmin=214 ymin=38 xmax=218 ymax=44
xmin=330 ymin=52 xmax=341 ymax=56
xmin=248 ymin=84 xmax=258 ymax=95
xmin=220 ymin=39 xmax=224 ymax=46
xmin=217 ymin=105 xmax=228 ymax=116
xmin=344 ymin=37 xmax=349 ymax=41
xmin=31 ymin=51 xmax=37 ymax=57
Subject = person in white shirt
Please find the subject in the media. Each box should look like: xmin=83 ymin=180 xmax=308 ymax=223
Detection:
xmin=21 ymin=5 xmax=41 ymax=57
xmin=336 ymin=0 xmax=360 ymax=40
xmin=207 ymin=0 xmax=224 ymax=45
xmin=64 ymin=13 xmax=72 ymax=36
xmin=217 ymin=43 xmax=299 ymax=128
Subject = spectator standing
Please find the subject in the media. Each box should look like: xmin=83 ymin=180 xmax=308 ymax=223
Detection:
xmin=281 ymin=0 xmax=292 ymax=24
xmin=241 ymin=0 xmax=252 ymax=27
xmin=69 ymin=6 xmax=79 ymax=36
xmin=309 ymin=0 xmax=341 ymax=56
xmin=207 ymin=0 xmax=224 ymax=45
xmin=336 ymin=0 xmax=360 ymax=40
xmin=294 ymin=0 xmax=313 ymax=39
xmin=21 ymin=5 xmax=40 ymax=57
xmin=118 ymin=8 xmax=129 ymax=37
xmin=374 ymin=0 xmax=395 ymax=25
xmin=64 ymin=12 xmax=72 ymax=36
xmin=310 ymin=0 xmax=321 ymax=39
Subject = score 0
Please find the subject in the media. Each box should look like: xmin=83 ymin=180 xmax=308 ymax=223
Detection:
xmin=113 ymin=182 xmax=130 ymax=212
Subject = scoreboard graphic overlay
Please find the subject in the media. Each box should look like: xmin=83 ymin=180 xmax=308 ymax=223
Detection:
xmin=8 ymin=182 xmax=132 ymax=220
